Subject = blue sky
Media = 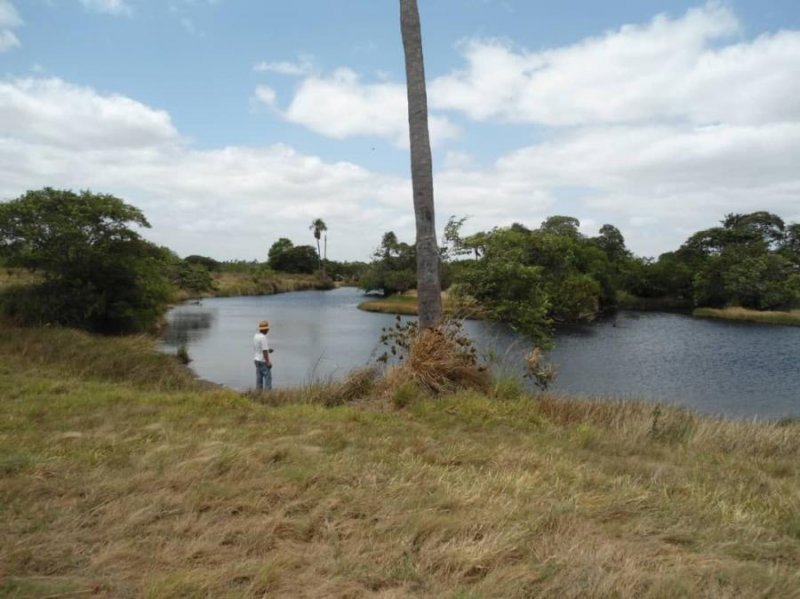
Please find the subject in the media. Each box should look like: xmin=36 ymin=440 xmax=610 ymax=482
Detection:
xmin=1 ymin=0 xmax=799 ymax=261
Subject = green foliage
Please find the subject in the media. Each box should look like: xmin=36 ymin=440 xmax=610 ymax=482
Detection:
xmin=0 ymin=188 xmax=172 ymax=333
xmin=449 ymin=217 xmax=630 ymax=343
xmin=184 ymin=254 xmax=219 ymax=271
xmin=324 ymin=259 xmax=368 ymax=282
xmin=161 ymin=249 xmax=214 ymax=293
xmin=268 ymin=237 xmax=294 ymax=268
xmin=360 ymin=231 xmax=418 ymax=295
xmin=268 ymin=238 xmax=318 ymax=274
xmin=443 ymin=210 xmax=800 ymax=342
xmin=659 ymin=211 xmax=800 ymax=310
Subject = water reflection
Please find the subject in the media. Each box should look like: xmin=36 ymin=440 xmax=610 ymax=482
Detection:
xmin=161 ymin=287 xmax=800 ymax=420
xmin=162 ymin=304 xmax=215 ymax=346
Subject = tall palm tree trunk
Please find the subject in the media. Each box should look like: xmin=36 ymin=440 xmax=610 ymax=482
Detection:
xmin=400 ymin=0 xmax=442 ymax=329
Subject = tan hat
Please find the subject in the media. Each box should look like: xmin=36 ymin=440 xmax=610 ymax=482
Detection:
xmin=258 ymin=320 xmax=270 ymax=330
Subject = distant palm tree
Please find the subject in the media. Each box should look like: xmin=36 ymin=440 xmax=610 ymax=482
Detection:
xmin=399 ymin=0 xmax=442 ymax=329
xmin=310 ymin=218 xmax=327 ymax=274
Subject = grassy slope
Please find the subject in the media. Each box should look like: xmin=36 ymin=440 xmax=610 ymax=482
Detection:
xmin=1 ymin=324 xmax=800 ymax=597
xmin=694 ymin=306 xmax=800 ymax=326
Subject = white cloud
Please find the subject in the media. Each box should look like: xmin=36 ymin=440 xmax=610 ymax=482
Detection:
xmin=429 ymin=3 xmax=800 ymax=127
xmin=3 ymin=2 xmax=800 ymax=262
xmin=437 ymin=120 xmax=800 ymax=256
xmin=79 ymin=0 xmax=132 ymax=16
xmin=253 ymin=85 xmax=277 ymax=109
xmin=254 ymin=58 xmax=314 ymax=77
xmin=0 ymin=1 xmax=21 ymax=52
xmin=0 ymin=78 xmax=179 ymax=149
xmin=0 ymin=78 xmax=411 ymax=260
xmin=259 ymin=68 xmax=460 ymax=148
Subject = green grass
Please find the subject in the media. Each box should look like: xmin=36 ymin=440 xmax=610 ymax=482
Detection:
xmin=694 ymin=306 xmax=800 ymax=326
xmin=1 ymin=322 xmax=799 ymax=597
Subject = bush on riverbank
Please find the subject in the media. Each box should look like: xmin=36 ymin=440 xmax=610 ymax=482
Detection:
xmin=2 ymin=322 xmax=799 ymax=597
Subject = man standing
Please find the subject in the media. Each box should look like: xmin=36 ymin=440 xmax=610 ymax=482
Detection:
xmin=253 ymin=319 xmax=272 ymax=390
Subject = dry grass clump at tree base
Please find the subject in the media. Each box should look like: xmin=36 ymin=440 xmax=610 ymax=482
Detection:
xmin=2 ymin=322 xmax=800 ymax=597
xmin=693 ymin=306 xmax=800 ymax=326
xmin=377 ymin=318 xmax=492 ymax=396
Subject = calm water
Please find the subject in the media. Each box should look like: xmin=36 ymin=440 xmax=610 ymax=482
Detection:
xmin=161 ymin=287 xmax=800 ymax=420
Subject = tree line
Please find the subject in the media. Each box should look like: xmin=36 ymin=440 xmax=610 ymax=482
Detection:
xmin=2 ymin=188 xmax=796 ymax=340
xmin=361 ymin=212 xmax=800 ymax=343
xmin=0 ymin=188 xmax=362 ymax=334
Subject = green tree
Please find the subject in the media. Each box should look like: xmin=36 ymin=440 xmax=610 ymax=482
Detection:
xmin=272 ymin=245 xmax=318 ymax=274
xmin=0 ymin=188 xmax=170 ymax=333
xmin=673 ymin=211 xmax=799 ymax=309
xmin=400 ymin=0 xmax=442 ymax=329
xmin=184 ymin=254 xmax=219 ymax=271
xmin=456 ymin=226 xmax=552 ymax=343
xmin=268 ymin=237 xmax=294 ymax=270
xmin=162 ymin=249 xmax=214 ymax=293
xmin=360 ymin=231 xmax=417 ymax=295
xmin=540 ymin=215 xmax=581 ymax=239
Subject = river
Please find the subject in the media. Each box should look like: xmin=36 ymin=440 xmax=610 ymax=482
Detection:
xmin=161 ymin=287 xmax=800 ymax=420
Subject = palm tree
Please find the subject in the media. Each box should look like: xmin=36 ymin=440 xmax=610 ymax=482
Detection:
xmin=399 ymin=0 xmax=442 ymax=329
xmin=310 ymin=218 xmax=327 ymax=274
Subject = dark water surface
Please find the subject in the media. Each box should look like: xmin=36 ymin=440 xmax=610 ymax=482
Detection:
xmin=161 ymin=287 xmax=800 ymax=420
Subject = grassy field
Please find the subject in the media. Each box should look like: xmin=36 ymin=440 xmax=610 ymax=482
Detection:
xmin=1 ymin=322 xmax=800 ymax=597
xmin=694 ymin=306 xmax=800 ymax=326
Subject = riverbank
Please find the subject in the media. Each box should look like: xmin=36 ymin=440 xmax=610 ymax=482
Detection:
xmin=207 ymin=271 xmax=334 ymax=298
xmin=693 ymin=306 xmax=800 ymax=326
xmin=0 ymin=266 xmax=334 ymax=304
xmin=358 ymin=293 xmax=420 ymax=315
xmin=2 ymin=321 xmax=799 ymax=597
xmin=358 ymin=290 xmax=486 ymax=319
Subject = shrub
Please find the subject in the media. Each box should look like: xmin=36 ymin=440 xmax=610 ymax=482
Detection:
xmin=0 ymin=188 xmax=171 ymax=333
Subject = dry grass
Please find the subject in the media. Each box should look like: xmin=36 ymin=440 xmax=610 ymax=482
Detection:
xmin=359 ymin=296 xmax=420 ymax=315
xmin=358 ymin=291 xmax=486 ymax=320
xmin=380 ymin=326 xmax=492 ymax=396
xmin=209 ymin=272 xmax=328 ymax=298
xmin=249 ymin=366 xmax=380 ymax=408
xmin=694 ymin=306 xmax=800 ymax=326
xmin=0 ymin=268 xmax=40 ymax=292
xmin=1 ymin=325 xmax=800 ymax=597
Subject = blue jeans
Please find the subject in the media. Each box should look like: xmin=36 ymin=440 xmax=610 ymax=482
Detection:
xmin=255 ymin=361 xmax=272 ymax=390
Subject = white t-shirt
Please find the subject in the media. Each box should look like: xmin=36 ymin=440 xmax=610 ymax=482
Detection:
xmin=253 ymin=331 xmax=270 ymax=362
